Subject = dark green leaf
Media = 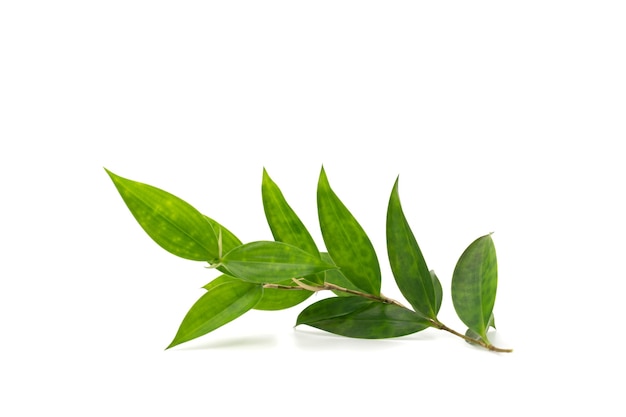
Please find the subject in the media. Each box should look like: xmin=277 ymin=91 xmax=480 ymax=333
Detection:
xmin=262 ymin=168 xmax=323 ymax=285
xmin=106 ymin=169 xmax=218 ymax=261
xmin=386 ymin=178 xmax=437 ymax=318
xmin=167 ymin=280 xmax=263 ymax=348
xmin=296 ymin=296 xmax=431 ymax=339
xmin=220 ymin=241 xmax=336 ymax=283
xmin=317 ymin=167 xmax=381 ymax=296
xmin=203 ymin=274 xmax=312 ymax=310
xmin=451 ymin=234 xmax=498 ymax=341
xmin=431 ymin=270 xmax=443 ymax=315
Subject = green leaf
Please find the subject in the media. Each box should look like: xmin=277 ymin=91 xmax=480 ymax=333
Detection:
xmin=296 ymin=297 xmax=431 ymax=339
xmin=320 ymin=252 xmax=354 ymax=297
xmin=464 ymin=328 xmax=482 ymax=347
xmin=252 ymin=278 xmax=313 ymax=310
xmin=451 ymin=234 xmax=498 ymax=341
xmin=204 ymin=215 xmax=242 ymax=254
xmin=167 ymin=279 xmax=263 ymax=348
xmin=220 ymin=241 xmax=336 ymax=283
xmin=317 ymin=167 xmax=381 ymax=296
xmin=203 ymin=274 xmax=312 ymax=310
xmin=386 ymin=178 xmax=437 ymax=318
xmin=262 ymin=168 xmax=323 ymax=285
xmin=431 ymin=270 xmax=443 ymax=315
xmin=202 ymin=274 xmax=238 ymax=292
xmin=106 ymin=169 xmax=218 ymax=261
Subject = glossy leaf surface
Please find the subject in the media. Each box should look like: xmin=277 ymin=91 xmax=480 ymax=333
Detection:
xmin=386 ymin=178 xmax=437 ymax=318
xmin=167 ymin=280 xmax=262 ymax=348
xmin=221 ymin=241 xmax=335 ymax=283
xmin=451 ymin=234 xmax=498 ymax=341
xmin=106 ymin=169 xmax=218 ymax=261
xmin=317 ymin=167 xmax=381 ymax=295
xmin=296 ymin=296 xmax=430 ymax=338
xmin=262 ymin=168 xmax=323 ymax=285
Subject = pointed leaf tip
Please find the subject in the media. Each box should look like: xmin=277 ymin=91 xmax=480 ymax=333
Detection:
xmin=386 ymin=178 xmax=437 ymax=318
xmin=451 ymin=234 xmax=498 ymax=341
xmin=317 ymin=169 xmax=381 ymax=296
xmin=106 ymin=170 xmax=219 ymax=261
xmin=167 ymin=280 xmax=263 ymax=348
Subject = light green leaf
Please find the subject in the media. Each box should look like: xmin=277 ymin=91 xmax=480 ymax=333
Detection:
xmin=220 ymin=241 xmax=336 ymax=283
xmin=203 ymin=274 xmax=312 ymax=310
xmin=386 ymin=178 xmax=437 ymax=318
xmin=262 ymin=168 xmax=323 ymax=285
xmin=204 ymin=215 xmax=242 ymax=255
xmin=317 ymin=167 xmax=381 ymax=296
xmin=167 ymin=280 xmax=263 ymax=348
xmin=451 ymin=234 xmax=498 ymax=341
xmin=296 ymin=297 xmax=431 ymax=339
xmin=106 ymin=169 xmax=218 ymax=261
xmin=252 ymin=278 xmax=313 ymax=310
xmin=202 ymin=274 xmax=237 ymax=292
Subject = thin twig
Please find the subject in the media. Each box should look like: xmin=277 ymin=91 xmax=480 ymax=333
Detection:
xmin=263 ymin=278 xmax=513 ymax=353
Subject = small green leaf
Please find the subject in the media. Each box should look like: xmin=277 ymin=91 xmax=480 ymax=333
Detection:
xmin=296 ymin=297 xmax=431 ymax=339
xmin=451 ymin=234 xmax=498 ymax=341
xmin=262 ymin=168 xmax=323 ymax=285
xmin=203 ymin=274 xmax=312 ymax=310
xmin=386 ymin=178 xmax=437 ymax=318
xmin=106 ymin=169 xmax=218 ymax=261
xmin=317 ymin=167 xmax=381 ymax=296
xmin=167 ymin=280 xmax=263 ymax=348
xmin=431 ymin=270 xmax=443 ymax=315
xmin=204 ymin=215 xmax=242 ymax=255
xmin=220 ymin=241 xmax=336 ymax=283
xmin=464 ymin=328 xmax=482 ymax=347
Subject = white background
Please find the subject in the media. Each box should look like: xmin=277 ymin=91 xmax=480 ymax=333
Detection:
xmin=1 ymin=1 xmax=624 ymax=415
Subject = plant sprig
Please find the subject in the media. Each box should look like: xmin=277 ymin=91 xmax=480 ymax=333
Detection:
xmin=106 ymin=167 xmax=512 ymax=353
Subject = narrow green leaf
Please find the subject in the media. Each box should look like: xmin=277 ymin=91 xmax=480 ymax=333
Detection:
xmin=220 ymin=241 xmax=336 ymax=283
xmin=167 ymin=280 xmax=263 ymax=348
xmin=431 ymin=270 xmax=443 ymax=315
xmin=317 ymin=167 xmax=381 ymax=296
xmin=451 ymin=234 xmax=498 ymax=341
xmin=296 ymin=297 xmax=431 ymax=339
xmin=262 ymin=168 xmax=323 ymax=285
xmin=202 ymin=274 xmax=238 ymax=292
xmin=262 ymin=169 xmax=319 ymax=255
xmin=386 ymin=178 xmax=437 ymax=318
xmin=204 ymin=215 xmax=242 ymax=255
xmin=106 ymin=169 xmax=218 ymax=261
